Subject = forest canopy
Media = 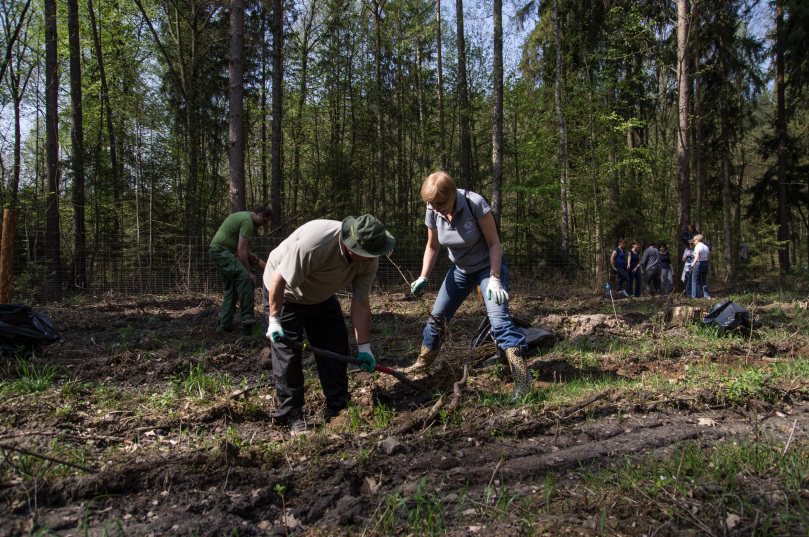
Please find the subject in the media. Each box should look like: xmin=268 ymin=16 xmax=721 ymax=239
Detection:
xmin=1 ymin=0 xmax=808 ymax=295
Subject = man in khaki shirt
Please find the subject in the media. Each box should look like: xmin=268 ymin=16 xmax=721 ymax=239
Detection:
xmin=263 ymin=215 xmax=395 ymax=435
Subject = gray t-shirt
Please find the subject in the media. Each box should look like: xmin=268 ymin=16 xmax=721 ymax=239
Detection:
xmin=640 ymin=246 xmax=661 ymax=270
xmin=263 ymin=220 xmax=378 ymax=305
xmin=425 ymin=189 xmax=492 ymax=273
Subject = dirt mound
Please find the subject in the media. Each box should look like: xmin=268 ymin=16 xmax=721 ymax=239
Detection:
xmin=536 ymin=313 xmax=627 ymax=341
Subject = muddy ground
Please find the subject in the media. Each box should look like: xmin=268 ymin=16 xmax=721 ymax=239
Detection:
xmin=1 ymin=287 xmax=808 ymax=536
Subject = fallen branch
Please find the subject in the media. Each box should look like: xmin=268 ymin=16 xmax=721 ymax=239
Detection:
xmin=230 ymin=382 xmax=274 ymax=400
xmin=390 ymin=395 xmax=446 ymax=436
xmin=0 ymin=443 xmax=95 ymax=473
xmin=559 ymin=390 xmax=610 ymax=418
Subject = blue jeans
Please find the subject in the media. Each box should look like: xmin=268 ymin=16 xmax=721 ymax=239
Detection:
xmin=684 ymin=270 xmax=692 ymax=297
xmin=691 ymin=261 xmax=709 ymax=298
xmin=422 ymin=259 xmax=526 ymax=351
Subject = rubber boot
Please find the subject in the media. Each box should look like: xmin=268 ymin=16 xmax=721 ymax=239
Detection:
xmin=505 ymin=347 xmax=532 ymax=400
xmin=406 ymin=345 xmax=439 ymax=375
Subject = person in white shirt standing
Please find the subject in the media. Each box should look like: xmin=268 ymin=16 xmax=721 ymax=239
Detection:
xmin=690 ymin=234 xmax=711 ymax=299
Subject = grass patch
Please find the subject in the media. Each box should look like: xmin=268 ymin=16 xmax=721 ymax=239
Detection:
xmin=581 ymin=439 xmax=809 ymax=533
xmin=0 ymin=358 xmax=60 ymax=395
xmin=369 ymin=477 xmax=445 ymax=536
xmin=170 ymin=362 xmax=233 ymax=399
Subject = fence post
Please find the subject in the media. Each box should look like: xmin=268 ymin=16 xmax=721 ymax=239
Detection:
xmin=0 ymin=208 xmax=16 ymax=303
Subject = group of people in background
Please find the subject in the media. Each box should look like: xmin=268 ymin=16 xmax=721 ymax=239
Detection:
xmin=610 ymin=224 xmax=710 ymax=299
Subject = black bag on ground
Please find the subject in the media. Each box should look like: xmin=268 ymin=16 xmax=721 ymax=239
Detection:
xmin=0 ymin=304 xmax=60 ymax=355
xmin=701 ymin=300 xmax=761 ymax=332
xmin=472 ymin=316 xmax=556 ymax=356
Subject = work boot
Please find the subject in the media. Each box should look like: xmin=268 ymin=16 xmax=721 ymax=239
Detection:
xmin=406 ymin=345 xmax=439 ymax=376
xmin=505 ymin=347 xmax=532 ymax=400
xmin=289 ymin=415 xmax=309 ymax=437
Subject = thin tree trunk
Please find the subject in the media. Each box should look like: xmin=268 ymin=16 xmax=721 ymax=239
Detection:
xmin=436 ymin=0 xmax=445 ymax=170
xmin=455 ymin=0 xmax=471 ymax=188
xmin=693 ymin=0 xmax=703 ymax=232
xmin=229 ymin=0 xmax=246 ymax=212
xmin=260 ymin=6 xmax=268 ymax=204
xmin=553 ymin=0 xmax=569 ymax=259
xmin=491 ymin=0 xmax=503 ymax=229
xmin=371 ymin=0 xmax=385 ymax=219
xmin=291 ymin=0 xmax=314 ymax=221
xmin=45 ymin=0 xmax=61 ymax=295
xmin=68 ymin=0 xmax=86 ymax=289
xmin=88 ymin=0 xmax=121 ymax=252
xmin=775 ymin=0 xmax=789 ymax=271
xmin=676 ymin=0 xmax=690 ymax=257
xmin=719 ymin=4 xmax=733 ymax=282
xmin=271 ymin=0 xmax=284 ymax=224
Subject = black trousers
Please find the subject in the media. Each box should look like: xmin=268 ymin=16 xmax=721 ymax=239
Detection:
xmin=270 ymin=295 xmax=350 ymax=421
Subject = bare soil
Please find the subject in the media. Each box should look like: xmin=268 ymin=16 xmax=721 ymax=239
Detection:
xmin=1 ymin=291 xmax=808 ymax=536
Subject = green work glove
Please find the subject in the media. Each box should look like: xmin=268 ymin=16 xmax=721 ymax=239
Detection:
xmin=357 ymin=343 xmax=375 ymax=373
xmin=410 ymin=277 xmax=428 ymax=297
xmin=267 ymin=316 xmax=284 ymax=342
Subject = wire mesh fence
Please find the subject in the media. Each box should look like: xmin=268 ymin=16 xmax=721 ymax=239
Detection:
xmin=11 ymin=231 xmax=617 ymax=304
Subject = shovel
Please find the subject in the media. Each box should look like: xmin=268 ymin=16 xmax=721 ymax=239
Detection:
xmin=279 ymin=336 xmax=427 ymax=392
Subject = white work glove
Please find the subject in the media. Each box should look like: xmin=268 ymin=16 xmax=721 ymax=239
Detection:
xmin=486 ymin=276 xmax=509 ymax=305
xmin=410 ymin=277 xmax=428 ymax=296
xmin=356 ymin=343 xmax=375 ymax=373
xmin=266 ymin=316 xmax=284 ymax=342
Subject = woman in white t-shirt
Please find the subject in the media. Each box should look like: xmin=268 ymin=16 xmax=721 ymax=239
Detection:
xmin=690 ymin=234 xmax=711 ymax=299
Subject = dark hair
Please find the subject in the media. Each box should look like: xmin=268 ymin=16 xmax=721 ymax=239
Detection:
xmin=253 ymin=205 xmax=273 ymax=218
xmin=614 ymin=238 xmax=626 ymax=248
xmin=659 ymin=243 xmax=667 ymax=250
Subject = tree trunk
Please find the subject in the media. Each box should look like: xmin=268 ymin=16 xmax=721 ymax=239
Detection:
xmin=455 ymin=0 xmax=471 ymax=189
xmin=553 ymin=0 xmax=570 ymax=260
xmin=260 ymin=5 xmax=268 ymax=204
xmin=45 ymin=0 xmax=61 ymax=295
xmin=271 ymin=0 xmax=284 ymax=225
xmin=676 ymin=0 xmax=690 ymax=257
xmin=719 ymin=4 xmax=733 ymax=282
xmin=693 ymin=0 xmax=703 ymax=232
xmin=372 ymin=0 xmax=385 ymax=219
xmin=229 ymin=0 xmax=246 ymax=212
xmin=436 ymin=0 xmax=445 ymax=170
xmin=88 ymin=0 xmax=120 ymax=247
xmin=291 ymin=0 xmax=315 ymax=221
xmin=491 ymin=0 xmax=503 ymax=230
xmin=68 ymin=0 xmax=86 ymax=289
xmin=775 ymin=0 xmax=790 ymax=271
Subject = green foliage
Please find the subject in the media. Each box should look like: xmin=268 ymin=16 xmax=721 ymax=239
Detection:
xmin=170 ymin=363 xmax=232 ymax=399
xmin=0 ymin=358 xmax=60 ymax=395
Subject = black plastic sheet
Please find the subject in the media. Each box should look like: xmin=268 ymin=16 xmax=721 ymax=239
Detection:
xmin=701 ymin=300 xmax=761 ymax=332
xmin=0 ymin=304 xmax=60 ymax=355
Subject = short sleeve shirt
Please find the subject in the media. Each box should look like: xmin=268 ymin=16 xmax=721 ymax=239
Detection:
xmin=425 ymin=189 xmax=492 ymax=274
xmin=263 ymin=220 xmax=378 ymax=305
xmin=210 ymin=212 xmax=254 ymax=253
xmin=694 ymin=242 xmax=710 ymax=262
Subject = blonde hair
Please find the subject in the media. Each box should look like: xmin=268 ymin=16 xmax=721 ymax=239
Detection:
xmin=692 ymin=234 xmax=704 ymax=242
xmin=421 ymin=171 xmax=457 ymax=204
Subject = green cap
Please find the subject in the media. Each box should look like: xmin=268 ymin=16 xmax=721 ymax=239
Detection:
xmin=341 ymin=214 xmax=395 ymax=257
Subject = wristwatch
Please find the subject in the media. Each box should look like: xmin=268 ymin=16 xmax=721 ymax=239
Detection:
xmin=490 ymin=272 xmax=500 ymax=278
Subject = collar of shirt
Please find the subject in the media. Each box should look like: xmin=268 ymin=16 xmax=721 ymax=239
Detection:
xmin=428 ymin=189 xmax=467 ymax=222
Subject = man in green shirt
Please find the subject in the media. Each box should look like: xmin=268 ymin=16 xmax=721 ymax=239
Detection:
xmin=209 ymin=206 xmax=273 ymax=332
